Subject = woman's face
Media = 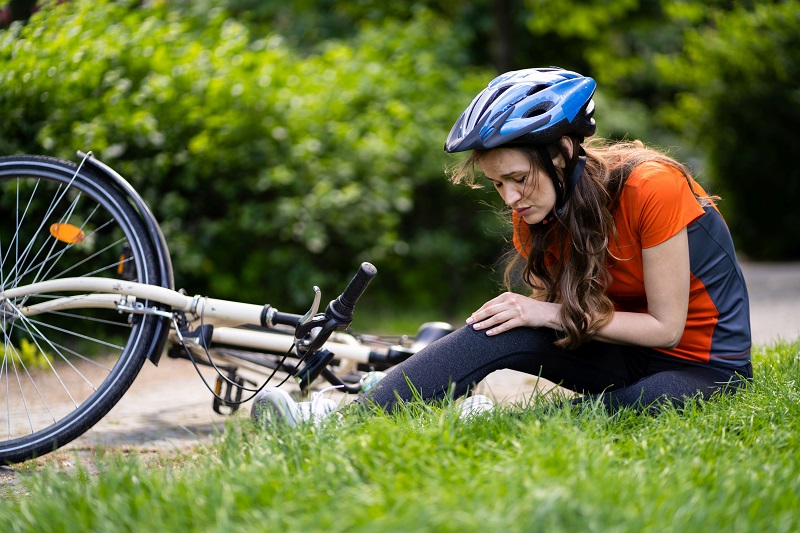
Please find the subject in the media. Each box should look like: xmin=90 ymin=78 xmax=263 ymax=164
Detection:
xmin=479 ymin=148 xmax=559 ymax=225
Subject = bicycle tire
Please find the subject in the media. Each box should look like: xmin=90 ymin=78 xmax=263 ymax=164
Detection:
xmin=0 ymin=155 xmax=167 ymax=464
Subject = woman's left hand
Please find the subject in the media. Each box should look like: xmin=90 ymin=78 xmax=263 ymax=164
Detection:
xmin=466 ymin=292 xmax=559 ymax=336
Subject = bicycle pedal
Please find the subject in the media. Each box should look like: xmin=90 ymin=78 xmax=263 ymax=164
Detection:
xmin=213 ymin=372 xmax=258 ymax=415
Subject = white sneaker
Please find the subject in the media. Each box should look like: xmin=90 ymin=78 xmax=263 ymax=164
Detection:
xmin=458 ymin=395 xmax=494 ymax=419
xmin=251 ymin=386 xmax=338 ymax=427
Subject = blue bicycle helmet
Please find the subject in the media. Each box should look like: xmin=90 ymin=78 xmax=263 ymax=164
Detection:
xmin=444 ymin=67 xmax=597 ymax=153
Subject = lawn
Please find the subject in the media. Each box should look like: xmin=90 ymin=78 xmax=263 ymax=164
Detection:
xmin=0 ymin=341 xmax=798 ymax=532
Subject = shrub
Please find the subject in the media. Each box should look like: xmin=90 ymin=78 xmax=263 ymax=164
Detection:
xmin=0 ymin=0 xmax=497 ymax=314
xmin=657 ymin=1 xmax=800 ymax=259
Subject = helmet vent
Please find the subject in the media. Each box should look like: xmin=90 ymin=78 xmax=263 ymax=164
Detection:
xmin=526 ymin=84 xmax=549 ymax=96
xmin=523 ymin=101 xmax=554 ymax=118
xmin=480 ymin=85 xmax=511 ymax=115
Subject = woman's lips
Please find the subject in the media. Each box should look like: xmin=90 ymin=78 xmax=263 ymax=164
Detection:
xmin=514 ymin=207 xmax=532 ymax=216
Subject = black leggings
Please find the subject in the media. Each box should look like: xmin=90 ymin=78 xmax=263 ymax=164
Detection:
xmin=366 ymin=325 xmax=751 ymax=413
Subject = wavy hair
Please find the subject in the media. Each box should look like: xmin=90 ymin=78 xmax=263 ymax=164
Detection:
xmin=449 ymin=137 xmax=712 ymax=349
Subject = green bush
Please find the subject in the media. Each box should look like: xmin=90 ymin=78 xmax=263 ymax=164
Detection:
xmin=0 ymin=0 xmax=499 ymax=316
xmin=657 ymin=1 xmax=800 ymax=259
xmin=0 ymin=338 xmax=49 ymax=369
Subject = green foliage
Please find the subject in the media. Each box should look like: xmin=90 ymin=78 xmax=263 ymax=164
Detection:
xmin=1 ymin=341 xmax=799 ymax=531
xmin=657 ymin=1 xmax=800 ymax=259
xmin=517 ymin=0 xmax=700 ymax=150
xmin=524 ymin=0 xmax=640 ymax=39
xmin=515 ymin=0 xmax=800 ymax=258
xmin=0 ymin=338 xmax=49 ymax=369
xmin=0 ymin=0 xmax=499 ymax=312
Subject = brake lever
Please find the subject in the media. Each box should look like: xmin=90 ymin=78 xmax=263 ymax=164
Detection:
xmin=294 ymin=286 xmax=330 ymax=352
xmin=298 ymin=286 xmax=321 ymax=330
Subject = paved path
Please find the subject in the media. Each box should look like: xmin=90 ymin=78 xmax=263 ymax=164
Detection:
xmin=30 ymin=261 xmax=800 ymax=453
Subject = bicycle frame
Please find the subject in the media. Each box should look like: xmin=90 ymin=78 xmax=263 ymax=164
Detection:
xmin=2 ymin=277 xmax=375 ymax=365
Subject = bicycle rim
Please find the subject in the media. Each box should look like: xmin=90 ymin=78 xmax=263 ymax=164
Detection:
xmin=0 ymin=155 xmax=164 ymax=464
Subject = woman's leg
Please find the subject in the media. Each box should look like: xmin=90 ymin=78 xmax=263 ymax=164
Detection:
xmin=365 ymin=325 xmax=638 ymax=411
xmin=580 ymin=360 xmax=751 ymax=412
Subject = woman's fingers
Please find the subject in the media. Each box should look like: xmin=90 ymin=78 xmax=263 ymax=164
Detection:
xmin=467 ymin=293 xmax=531 ymax=335
xmin=472 ymin=311 xmax=519 ymax=335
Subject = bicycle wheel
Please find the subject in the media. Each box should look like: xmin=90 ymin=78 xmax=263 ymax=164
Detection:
xmin=0 ymin=155 xmax=167 ymax=464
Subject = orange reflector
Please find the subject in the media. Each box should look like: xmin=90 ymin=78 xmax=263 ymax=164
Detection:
xmin=117 ymin=254 xmax=126 ymax=275
xmin=49 ymin=223 xmax=85 ymax=244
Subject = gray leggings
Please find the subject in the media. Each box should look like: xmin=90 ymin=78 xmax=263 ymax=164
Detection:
xmin=366 ymin=325 xmax=751 ymax=413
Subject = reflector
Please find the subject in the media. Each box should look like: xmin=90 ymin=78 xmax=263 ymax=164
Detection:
xmin=49 ymin=223 xmax=85 ymax=244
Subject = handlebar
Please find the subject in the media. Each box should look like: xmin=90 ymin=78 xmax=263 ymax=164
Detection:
xmin=257 ymin=263 xmax=378 ymax=389
xmin=292 ymin=262 xmax=378 ymax=389
xmin=326 ymin=262 xmax=378 ymax=325
xmin=264 ymin=262 xmax=378 ymax=331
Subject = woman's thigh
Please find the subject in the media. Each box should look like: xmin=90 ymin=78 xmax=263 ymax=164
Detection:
xmin=365 ymin=325 xmax=638 ymax=410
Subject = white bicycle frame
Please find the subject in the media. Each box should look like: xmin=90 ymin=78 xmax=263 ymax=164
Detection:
xmin=2 ymin=277 xmax=374 ymax=366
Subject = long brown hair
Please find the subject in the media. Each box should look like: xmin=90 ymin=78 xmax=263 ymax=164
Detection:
xmin=449 ymin=137 xmax=711 ymax=349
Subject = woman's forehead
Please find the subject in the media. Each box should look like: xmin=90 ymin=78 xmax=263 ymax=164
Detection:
xmin=479 ymin=148 xmax=532 ymax=177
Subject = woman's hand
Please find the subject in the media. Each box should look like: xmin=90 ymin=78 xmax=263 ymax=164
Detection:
xmin=466 ymin=292 xmax=560 ymax=336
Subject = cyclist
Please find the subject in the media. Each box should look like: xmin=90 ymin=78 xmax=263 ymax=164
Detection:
xmin=253 ymin=67 xmax=752 ymax=424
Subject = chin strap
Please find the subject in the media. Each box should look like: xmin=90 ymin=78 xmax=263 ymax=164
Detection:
xmin=536 ymin=146 xmax=587 ymax=225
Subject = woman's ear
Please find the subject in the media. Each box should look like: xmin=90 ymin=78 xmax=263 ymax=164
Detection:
xmin=552 ymin=136 xmax=574 ymax=170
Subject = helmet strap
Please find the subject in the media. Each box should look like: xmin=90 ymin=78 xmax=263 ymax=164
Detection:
xmin=536 ymin=145 xmax=587 ymax=225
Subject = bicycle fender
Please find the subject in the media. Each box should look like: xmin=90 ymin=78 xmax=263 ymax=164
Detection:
xmin=77 ymin=151 xmax=175 ymax=365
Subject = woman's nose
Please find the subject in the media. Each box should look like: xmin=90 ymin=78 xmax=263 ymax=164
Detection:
xmin=501 ymin=183 xmax=522 ymax=205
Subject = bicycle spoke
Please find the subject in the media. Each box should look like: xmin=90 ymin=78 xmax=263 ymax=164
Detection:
xmin=8 ymin=212 xmax=117 ymax=290
xmin=24 ymin=329 xmax=115 ymax=373
xmin=57 ymin=243 xmax=129 ymax=280
xmin=25 ymin=317 xmax=125 ymax=352
xmin=31 ymin=192 xmax=89 ymax=285
xmin=37 ymin=308 xmax=132 ymax=330
xmin=5 ymin=179 xmax=66 ymax=289
xmin=9 ymin=315 xmax=80 ymax=408
xmin=2 ymin=356 xmax=8 ymax=437
xmin=7 ymin=350 xmax=36 ymax=437
xmin=1 ymin=323 xmax=56 ymax=435
xmin=0 ymin=177 xmax=40 ymax=286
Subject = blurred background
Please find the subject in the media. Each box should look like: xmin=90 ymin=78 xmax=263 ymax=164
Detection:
xmin=1 ymin=0 xmax=798 ymax=329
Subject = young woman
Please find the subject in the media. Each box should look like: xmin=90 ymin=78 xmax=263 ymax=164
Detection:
xmin=253 ymin=67 xmax=752 ymax=423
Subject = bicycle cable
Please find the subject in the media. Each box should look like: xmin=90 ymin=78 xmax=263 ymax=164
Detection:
xmin=171 ymin=299 xmax=319 ymax=406
xmin=194 ymin=295 xmax=317 ymax=390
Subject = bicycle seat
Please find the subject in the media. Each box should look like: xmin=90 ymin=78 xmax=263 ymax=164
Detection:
xmin=411 ymin=322 xmax=454 ymax=351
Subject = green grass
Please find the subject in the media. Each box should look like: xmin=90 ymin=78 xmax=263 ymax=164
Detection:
xmin=1 ymin=341 xmax=798 ymax=532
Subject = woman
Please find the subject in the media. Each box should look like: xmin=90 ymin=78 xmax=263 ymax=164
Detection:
xmin=253 ymin=67 xmax=752 ymax=424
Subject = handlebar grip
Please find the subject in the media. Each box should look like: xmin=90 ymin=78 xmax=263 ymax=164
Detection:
xmin=271 ymin=312 xmax=301 ymax=328
xmin=326 ymin=262 xmax=377 ymax=324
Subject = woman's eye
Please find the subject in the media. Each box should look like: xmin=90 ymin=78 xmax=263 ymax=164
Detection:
xmin=513 ymin=174 xmax=526 ymax=184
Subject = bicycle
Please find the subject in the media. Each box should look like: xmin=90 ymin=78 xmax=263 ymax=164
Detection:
xmin=0 ymin=151 xmax=453 ymax=465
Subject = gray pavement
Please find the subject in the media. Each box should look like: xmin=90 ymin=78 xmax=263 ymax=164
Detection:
xmin=739 ymin=261 xmax=800 ymax=345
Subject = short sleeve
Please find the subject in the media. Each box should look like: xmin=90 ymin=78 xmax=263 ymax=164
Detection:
xmin=627 ymin=163 xmax=705 ymax=248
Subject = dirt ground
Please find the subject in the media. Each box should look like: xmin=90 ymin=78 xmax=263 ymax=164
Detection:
xmin=2 ymin=261 xmax=798 ymax=489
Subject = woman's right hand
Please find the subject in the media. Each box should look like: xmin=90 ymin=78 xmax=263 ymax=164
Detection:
xmin=466 ymin=292 xmax=561 ymax=336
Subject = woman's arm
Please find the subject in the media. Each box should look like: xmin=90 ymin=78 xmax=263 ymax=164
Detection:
xmin=468 ymin=228 xmax=690 ymax=349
